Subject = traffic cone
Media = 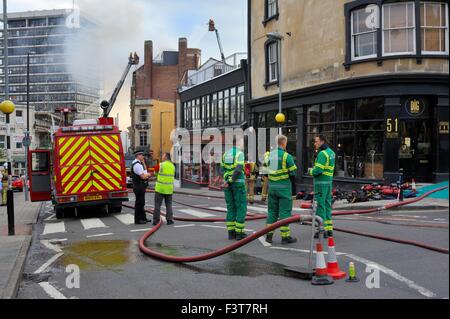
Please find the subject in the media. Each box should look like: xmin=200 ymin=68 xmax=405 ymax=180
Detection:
xmin=326 ymin=237 xmax=346 ymax=280
xmin=311 ymin=243 xmax=334 ymax=286
xmin=346 ymin=262 xmax=360 ymax=283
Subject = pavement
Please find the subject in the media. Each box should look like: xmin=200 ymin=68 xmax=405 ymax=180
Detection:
xmin=0 ymin=191 xmax=42 ymax=299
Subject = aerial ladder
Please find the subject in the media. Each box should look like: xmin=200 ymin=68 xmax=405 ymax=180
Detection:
xmin=101 ymin=52 xmax=140 ymax=117
xmin=208 ymin=19 xmax=227 ymax=73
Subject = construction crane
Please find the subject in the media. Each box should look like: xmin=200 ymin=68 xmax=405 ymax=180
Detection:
xmin=208 ymin=19 xmax=226 ymax=66
xmin=101 ymin=52 xmax=140 ymax=117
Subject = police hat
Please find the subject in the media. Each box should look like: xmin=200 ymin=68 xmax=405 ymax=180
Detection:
xmin=134 ymin=150 xmax=145 ymax=156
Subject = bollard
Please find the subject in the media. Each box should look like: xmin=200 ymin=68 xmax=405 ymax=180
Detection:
xmin=7 ymin=189 xmax=15 ymax=236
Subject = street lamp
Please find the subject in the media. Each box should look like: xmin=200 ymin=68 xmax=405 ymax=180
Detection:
xmin=266 ymin=32 xmax=285 ymax=134
xmin=160 ymin=111 xmax=172 ymax=160
xmin=23 ymin=51 xmax=36 ymax=201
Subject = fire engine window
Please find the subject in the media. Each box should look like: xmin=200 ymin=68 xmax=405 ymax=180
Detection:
xmin=31 ymin=152 xmax=49 ymax=172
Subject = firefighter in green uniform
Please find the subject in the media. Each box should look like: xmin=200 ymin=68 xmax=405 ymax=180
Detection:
xmin=265 ymin=135 xmax=298 ymax=245
xmin=309 ymin=135 xmax=336 ymax=238
xmin=221 ymin=136 xmax=248 ymax=241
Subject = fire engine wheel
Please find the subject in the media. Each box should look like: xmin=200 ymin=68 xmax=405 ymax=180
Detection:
xmin=55 ymin=207 xmax=65 ymax=219
xmin=108 ymin=205 xmax=122 ymax=214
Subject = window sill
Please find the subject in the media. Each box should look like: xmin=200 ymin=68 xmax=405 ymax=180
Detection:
xmin=344 ymin=54 xmax=450 ymax=70
xmin=264 ymin=81 xmax=279 ymax=90
xmin=262 ymin=14 xmax=279 ymax=27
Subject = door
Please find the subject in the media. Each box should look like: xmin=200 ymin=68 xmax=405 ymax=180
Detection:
xmin=28 ymin=150 xmax=52 ymax=202
xmin=399 ymin=120 xmax=433 ymax=182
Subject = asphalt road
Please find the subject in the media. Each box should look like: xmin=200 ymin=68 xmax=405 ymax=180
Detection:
xmin=17 ymin=192 xmax=449 ymax=299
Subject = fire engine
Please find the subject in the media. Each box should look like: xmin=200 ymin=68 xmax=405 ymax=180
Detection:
xmin=28 ymin=53 xmax=139 ymax=219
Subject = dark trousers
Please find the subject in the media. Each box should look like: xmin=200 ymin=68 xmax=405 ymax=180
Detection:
xmin=133 ymin=184 xmax=147 ymax=223
xmin=153 ymin=192 xmax=173 ymax=223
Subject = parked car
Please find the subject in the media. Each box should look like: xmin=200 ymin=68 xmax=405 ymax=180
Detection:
xmin=12 ymin=175 xmax=24 ymax=192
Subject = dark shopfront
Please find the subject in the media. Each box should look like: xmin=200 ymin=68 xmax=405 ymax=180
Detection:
xmin=248 ymin=74 xmax=449 ymax=190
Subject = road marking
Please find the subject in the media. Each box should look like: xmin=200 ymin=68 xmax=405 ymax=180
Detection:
xmin=113 ymin=213 xmax=135 ymax=225
xmin=44 ymin=214 xmax=56 ymax=221
xmin=179 ymin=209 xmax=215 ymax=218
xmin=130 ymin=228 xmax=152 ymax=232
xmin=346 ymin=254 xmax=436 ymax=298
xmin=80 ymin=218 xmax=108 ymax=230
xmin=270 ymin=246 xmax=347 ymax=256
xmin=210 ymin=207 xmax=227 ymax=212
xmin=174 ymin=224 xmax=196 ymax=228
xmin=40 ymin=240 xmax=63 ymax=253
xmin=201 ymin=225 xmax=227 ymax=229
xmin=86 ymin=233 xmax=114 ymax=238
xmin=39 ymin=282 xmax=68 ymax=299
xmin=43 ymin=222 xmax=66 ymax=235
xmin=34 ymin=253 xmax=64 ymax=274
xmin=257 ymin=236 xmax=272 ymax=247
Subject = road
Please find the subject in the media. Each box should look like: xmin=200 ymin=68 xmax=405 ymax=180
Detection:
xmin=17 ymin=192 xmax=449 ymax=299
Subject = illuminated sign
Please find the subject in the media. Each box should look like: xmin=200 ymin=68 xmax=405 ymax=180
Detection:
xmin=405 ymin=98 xmax=425 ymax=117
xmin=440 ymin=122 xmax=449 ymax=134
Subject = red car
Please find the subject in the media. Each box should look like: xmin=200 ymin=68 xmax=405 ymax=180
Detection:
xmin=12 ymin=176 xmax=24 ymax=192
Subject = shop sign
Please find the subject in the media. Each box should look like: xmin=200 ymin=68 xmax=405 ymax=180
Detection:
xmin=439 ymin=122 xmax=449 ymax=134
xmin=405 ymin=98 xmax=425 ymax=117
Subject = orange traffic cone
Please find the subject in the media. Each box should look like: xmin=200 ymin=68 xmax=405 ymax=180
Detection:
xmin=311 ymin=243 xmax=334 ymax=286
xmin=326 ymin=237 xmax=346 ymax=280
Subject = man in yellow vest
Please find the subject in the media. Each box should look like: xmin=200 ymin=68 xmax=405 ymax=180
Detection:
xmin=153 ymin=152 xmax=176 ymax=226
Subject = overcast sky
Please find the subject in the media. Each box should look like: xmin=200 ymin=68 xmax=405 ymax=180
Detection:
xmin=4 ymin=0 xmax=248 ymax=130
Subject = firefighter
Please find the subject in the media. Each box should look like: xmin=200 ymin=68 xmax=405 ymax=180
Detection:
xmin=131 ymin=150 xmax=151 ymax=225
xmin=221 ymin=136 xmax=247 ymax=241
xmin=260 ymin=151 xmax=270 ymax=202
xmin=309 ymin=135 xmax=336 ymax=238
xmin=265 ymin=135 xmax=298 ymax=245
xmin=153 ymin=152 xmax=175 ymax=226
xmin=245 ymin=161 xmax=258 ymax=204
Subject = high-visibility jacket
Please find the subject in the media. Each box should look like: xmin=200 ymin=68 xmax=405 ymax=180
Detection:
xmin=221 ymin=147 xmax=245 ymax=185
xmin=310 ymin=146 xmax=336 ymax=183
xmin=260 ymin=151 xmax=271 ymax=176
xmin=155 ymin=160 xmax=175 ymax=195
xmin=265 ymin=147 xmax=297 ymax=186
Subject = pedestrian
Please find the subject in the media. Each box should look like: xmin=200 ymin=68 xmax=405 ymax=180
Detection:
xmin=245 ymin=161 xmax=258 ymax=204
xmin=309 ymin=135 xmax=336 ymax=238
xmin=131 ymin=150 xmax=151 ymax=225
xmin=260 ymin=151 xmax=270 ymax=202
xmin=222 ymin=136 xmax=248 ymax=241
xmin=153 ymin=152 xmax=176 ymax=226
xmin=265 ymin=135 xmax=298 ymax=245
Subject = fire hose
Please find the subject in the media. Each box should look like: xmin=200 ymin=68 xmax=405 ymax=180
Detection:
xmin=123 ymin=185 xmax=448 ymax=263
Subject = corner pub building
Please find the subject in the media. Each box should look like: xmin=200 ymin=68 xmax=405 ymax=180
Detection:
xmin=247 ymin=0 xmax=449 ymax=189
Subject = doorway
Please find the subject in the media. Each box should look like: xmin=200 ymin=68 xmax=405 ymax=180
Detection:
xmin=398 ymin=120 xmax=433 ymax=182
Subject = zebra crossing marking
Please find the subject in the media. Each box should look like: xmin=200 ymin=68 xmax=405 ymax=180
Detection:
xmin=80 ymin=218 xmax=108 ymax=230
xmin=178 ymin=209 xmax=215 ymax=218
xmin=43 ymin=222 xmax=66 ymax=235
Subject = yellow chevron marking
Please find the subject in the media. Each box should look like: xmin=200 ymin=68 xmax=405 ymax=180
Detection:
xmin=96 ymin=177 xmax=114 ymax=191
xmin=92 ymin=181 xmax=105 ymax=192
xmin=90 ymin=144 xmax=115 ymax=164
xmin=71 ymin=172 xmax=92 ymax=194
xmin=99 ymin=135 xmax=120 ymax=152
xmin=92 ymin=136 xmax=120 ymax=161
xmin=80 ymin=180 xmax=93 ymax=193
xmin=65 ymin=141 xmax=90 ymax=167
xmin=59 ymin=137 xmax=75 ymax=156
xmin=102 ymin=164 xmax=122 ymax=179
xmin=61 ymin=137 xmax=86 ymax=165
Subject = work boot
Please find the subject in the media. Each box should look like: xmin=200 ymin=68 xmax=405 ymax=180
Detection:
xmin=265 ymin=234 xmax=273 ymax=244
xmin=281 ymin=237 xmax=298 ymax=245
xmin=228 ymin=231 xmax=236 ymax=240
xmin=236 ymin=232 xmax=248 ymax=241
xmin=261 ymin=197 xmax=267 ymax=202
xmin=327 ymin=230 xmax=334 ymax=238
xmin=167 ymin=220 xmax=175 ymax=226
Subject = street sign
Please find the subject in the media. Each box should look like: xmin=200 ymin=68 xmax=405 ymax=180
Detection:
xmin=22 ymin=136 xmax=32 ymax=147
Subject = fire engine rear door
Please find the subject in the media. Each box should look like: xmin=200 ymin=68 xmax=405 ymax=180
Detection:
xmin=28 ymin=150 xmax=52 ymax=202
xmin=89 ymin=134 xmax=123 ymax=192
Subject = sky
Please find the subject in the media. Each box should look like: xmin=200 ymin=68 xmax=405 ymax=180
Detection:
xmin=4 ymin=0 xmax=248 ymax=130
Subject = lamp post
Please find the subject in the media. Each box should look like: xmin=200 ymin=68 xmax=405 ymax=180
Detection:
xmin=160 ymin=111 xmax=171 ymax=160
xmin=267 ymin=32 xmax=285 ymax=134
xmin=23 ymin=51 xmax=35 ymax=201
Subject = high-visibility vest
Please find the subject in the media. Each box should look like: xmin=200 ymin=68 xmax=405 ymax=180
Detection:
xmin=155 ymin=161 xmax=175 ymax=195
xmin=221 ymin=147 xmax=245 ymax=184
xmin=266 ymin=148 xmax=297 ymax=183
xmin=310 ymin=147 xmax=336 ymax=182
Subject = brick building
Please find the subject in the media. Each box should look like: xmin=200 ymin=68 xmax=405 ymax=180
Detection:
xmin=130 ymin=38 xmax=201 ymax=158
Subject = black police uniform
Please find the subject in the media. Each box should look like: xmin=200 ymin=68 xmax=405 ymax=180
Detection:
xmin=131 ymin=160 xmax=149 ymax=224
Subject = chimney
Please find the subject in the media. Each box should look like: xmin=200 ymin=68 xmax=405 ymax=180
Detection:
xmin=144 ymin=40 xmax=153 ymax=98
xmin=178 ymin=38 xmax=188 ymax=81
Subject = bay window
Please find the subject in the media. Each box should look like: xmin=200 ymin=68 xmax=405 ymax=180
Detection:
xmin=351 ymin=5 xmax=378 ymax=59
xmin=383 ymin=2 xmax=416 ymax=55
xmin=421 ymin=1 xmax=449 ymax=54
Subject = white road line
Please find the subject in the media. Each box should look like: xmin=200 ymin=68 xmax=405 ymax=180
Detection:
xmin=40 ymin=240 xmax=62 ymax=253
xmin=80 ymin=218 xmax=108 ymax=230
xmin=179 ymin=209 xmax=215 ymax=218
xmin=174 ymin=224 xmax=196 ymax=228
xmin=346 ymin=254 xmax=436 ymax=298
xmin=130 ymin=228 xmax=152 ymax=233
xmin=210 ymin=207 xmax=227 ymax=212
xmin=43 ymin=222 xmax=66 ymax=235
xmin=34 ymin=253 xmax=64 ymax=274
xmin=44 ymin=214 xmax=55 ymax=222
xmin=201 ymin=225 xmax=227 ymax=230
xmin=270 ymin=246 xmax=347 ymax=256
xmin=86 ymin=233 xmax=114 ymax=238
xmin=39 ymin=282 xmax=68 ymax=300
xmin=113 ymin=213 xmax=135 ymax=225
xmin=257 ymin=236 xmax=272 ymax=247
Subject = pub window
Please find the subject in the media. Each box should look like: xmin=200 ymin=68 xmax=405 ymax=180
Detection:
xmin=266 ymin=41 xmax=279 ymax=83
xmin=382 ymin=2 xmax=416 ymax=55
xmin=351 ymin=5 xmax=378 ymax=60
xmin=420 ymin=2 xmax=449 ymax=54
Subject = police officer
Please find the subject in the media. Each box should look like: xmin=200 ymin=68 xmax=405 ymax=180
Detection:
xmin=265 ymin=135 xmax=298 ymax=245
xmin=131 ymin=150 xmax=151 ymax=225
xmin=222 ymin=136 xmax=248 ymax=241
xmin=153 ymin=152 xmax=175 ymax=226
xmin=309 ymin=135 xmax=336 ymax=238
